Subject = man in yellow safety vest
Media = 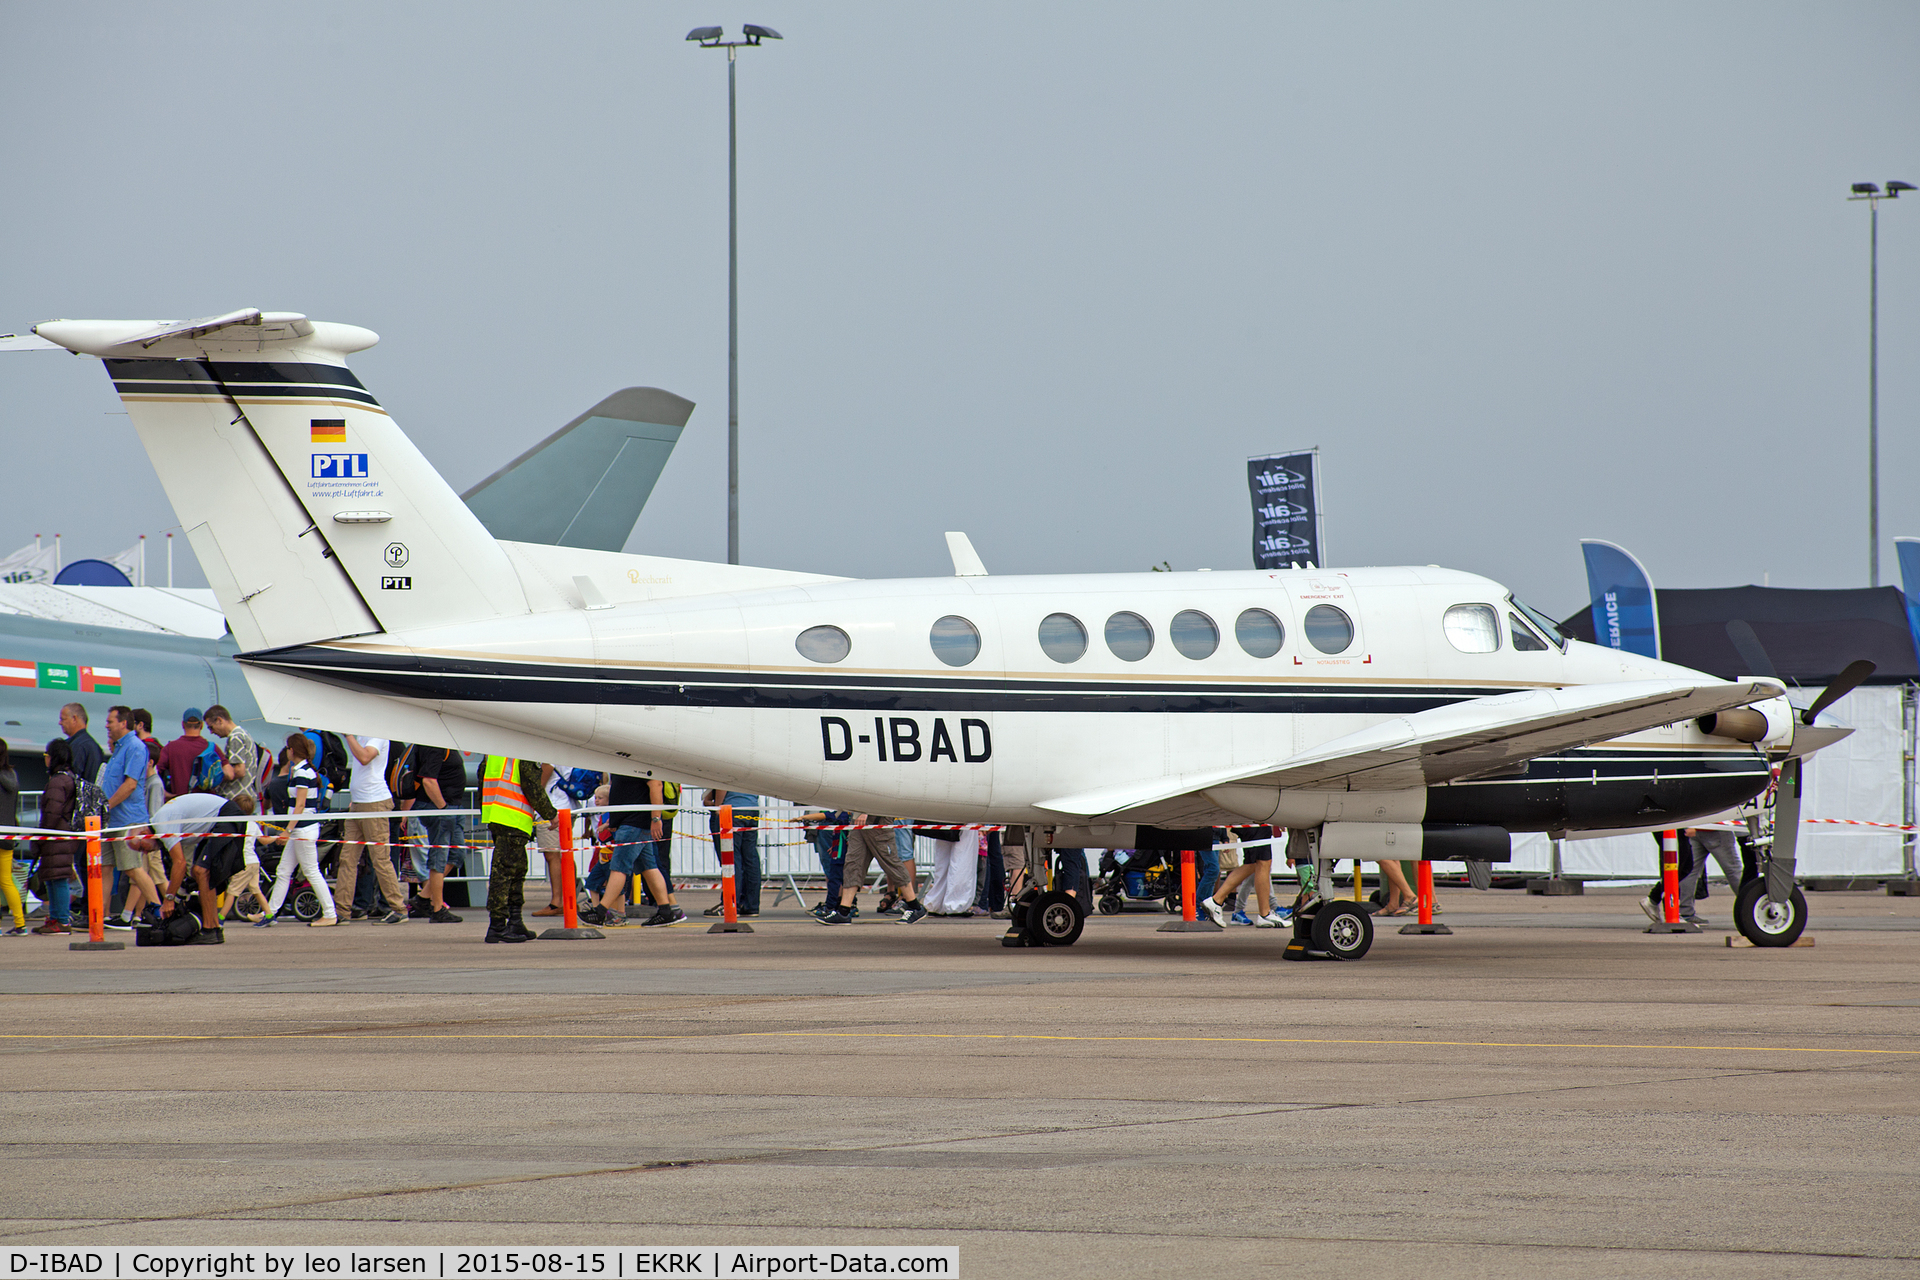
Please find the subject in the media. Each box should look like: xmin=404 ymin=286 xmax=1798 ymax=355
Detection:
xmin=480 ymin=754 xmax=557 ymax=943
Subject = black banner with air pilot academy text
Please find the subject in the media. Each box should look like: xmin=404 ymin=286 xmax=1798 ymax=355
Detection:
xmin=1247 ymin=450 xmax=1323 ymax=570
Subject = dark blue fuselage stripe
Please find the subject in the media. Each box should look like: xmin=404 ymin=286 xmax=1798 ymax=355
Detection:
xmin=113 ymin=381 xmax=382 ymax=407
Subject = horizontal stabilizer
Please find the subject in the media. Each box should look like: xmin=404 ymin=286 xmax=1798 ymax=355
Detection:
xmin=462 ymin=388 xmax=695 ymax=552
xmin=0 ymin=332 xmax=62 ymax=351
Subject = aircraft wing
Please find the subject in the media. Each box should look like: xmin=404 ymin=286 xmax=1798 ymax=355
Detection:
xmin=462 ymin=387 xmax=695 ymax=552
xmin=1037 ymin=678 xmax=1782 ymax=820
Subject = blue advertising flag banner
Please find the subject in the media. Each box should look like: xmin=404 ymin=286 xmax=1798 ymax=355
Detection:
xmin=1248 ymin=451 xmax=1322 ymax=569
xmin=1894 ymin=538 xmax=1920 ymax=665
xmin=1581 ymin=539 xmax=1660 ymax=659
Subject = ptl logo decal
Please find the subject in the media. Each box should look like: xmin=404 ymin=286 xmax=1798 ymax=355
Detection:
xmin=312 ymin=454 xmax=371 ymax=479
xmin=381 ymin=577 xmax=412 ymax=590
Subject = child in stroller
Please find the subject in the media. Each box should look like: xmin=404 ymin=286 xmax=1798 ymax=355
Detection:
xmin=1093 ymin=848 xmax=1183 ymax=915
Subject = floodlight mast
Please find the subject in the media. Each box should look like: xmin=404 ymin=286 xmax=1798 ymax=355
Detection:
xmin=1847 ymin=180 xmax=1912 ymax=587
xmin=688 ymin=24 xmax=783 ymax=565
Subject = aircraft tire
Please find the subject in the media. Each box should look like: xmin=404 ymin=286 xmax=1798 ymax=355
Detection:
xmin=1010 ymin=887 xmax=1041 ymax=932
xmin=1310 ymin=902 xmax=1374 ymax=960
xmin=1025 ymin=890 xmax=1085 ymax=947
xmin=1734 ymin=880 xmax=1808 ymax=947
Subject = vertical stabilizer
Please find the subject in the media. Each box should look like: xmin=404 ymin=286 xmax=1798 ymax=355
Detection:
xmin=35 ymin=312 xmax=529 ymax=649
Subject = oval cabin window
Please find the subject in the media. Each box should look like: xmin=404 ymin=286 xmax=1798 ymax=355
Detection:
xmin=1105 ymin=611 xmax=1155 ymax=662
xmin=929 ymin=615 xmax=981 ymax=667
xmin=1304 ymin=604 xmax=1354 ymax=654
xmin=1038 ymin=613 xmax=1088 ymax=664
xmin=795 ymin=625 xmax=851 ymax=663
xmin=1170 ymin=610 xmax=1219 ymax=660
xmin=1235 ymin=608 xmax=1285 ymax=658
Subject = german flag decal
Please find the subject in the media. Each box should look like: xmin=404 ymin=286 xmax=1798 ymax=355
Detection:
xmin=310 ymin=418 xmax=347 ymax=443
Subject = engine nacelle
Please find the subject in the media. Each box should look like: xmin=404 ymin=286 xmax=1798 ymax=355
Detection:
xmin=1320 ymin=822 xmax=1512 ymax=863
xmin=1697 ymin=695 xmax=1794 ymax=748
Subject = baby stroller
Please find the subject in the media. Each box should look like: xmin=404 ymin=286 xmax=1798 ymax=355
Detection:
xmin=1093 ymin=848 xmax=1183 ymax=915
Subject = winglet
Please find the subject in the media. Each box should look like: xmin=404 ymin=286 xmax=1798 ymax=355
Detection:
xmin=946 ymin=532 xmax=988 ymax=577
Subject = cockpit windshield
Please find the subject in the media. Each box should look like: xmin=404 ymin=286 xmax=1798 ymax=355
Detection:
xmin=1508 ymin=596 xmax=1568 ymax=651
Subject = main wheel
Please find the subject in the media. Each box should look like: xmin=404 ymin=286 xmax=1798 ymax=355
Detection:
xmin=1096 ymin=895 xmax=1123 ymax=916
xmin=1024 ymin=890 xmax=1085 ymax=947
xmin=1310 ymin=902 xmax=1374 ymax=960
xmin=1734 ymin=879 xmax=1808 ymax=947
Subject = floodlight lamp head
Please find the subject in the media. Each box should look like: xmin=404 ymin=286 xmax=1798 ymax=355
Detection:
xmin=1852 ymin=182 xmax=1881 ymax=195
xmin=1889 ymin=181 xmax=1916 ymax=196
xmin=686 ymin=26 xmax=724 ymax=43
xmin=742 ymin=23 xmax=782 ymax=42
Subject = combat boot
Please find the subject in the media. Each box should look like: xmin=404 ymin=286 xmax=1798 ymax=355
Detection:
xmin=484 ymin=917 xmax=527 ymax=944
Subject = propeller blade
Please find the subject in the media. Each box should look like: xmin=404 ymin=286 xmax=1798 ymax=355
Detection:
xmin=1726 ymin=621 xmax=1778 ymax=681
xmin=1768 ymin=757 xmax=1802 ymax=904
xmin=1804 ymin=660 xmax=1877 ymax=725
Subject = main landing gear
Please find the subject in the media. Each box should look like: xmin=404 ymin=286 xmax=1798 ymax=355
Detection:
xmin=1282 ymin=898 xmax=1375 ymax=962
xmin=1002 ymin=887 xmax=1087 ymax=948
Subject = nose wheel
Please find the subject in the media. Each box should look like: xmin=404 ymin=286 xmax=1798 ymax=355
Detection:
xmin=1734 ymin=880 xmax=1808 ymax=947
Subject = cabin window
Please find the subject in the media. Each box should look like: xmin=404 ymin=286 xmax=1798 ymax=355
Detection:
xmin=1304 ymin=604 xmax=1354 ymax=654
xmin=929 ymin=615 xmax=981 ymax=667
xmin=1170 ymin=610 xmax=1219 ymax=660
xmin=1105 ymin=611 xmax=1155 ymax=661
xmin=1443 ymin=603 xmax=1501 ymax=654
xmin=795 ymin=625 xmax=851 ymax=663
xmin=1509 ymin=613 xmax=1550 ymax=652
xmin=1038 ymin=612 xmax=1088 ymax=663
xmin=1235 ymin=608 xmax=1285 ymax=658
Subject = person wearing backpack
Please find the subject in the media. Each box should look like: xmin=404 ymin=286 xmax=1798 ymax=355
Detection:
xmin=158 ymin=708 xmax=222 ymax=802
xmin=29 ymin=738 xmax=82 ymax=935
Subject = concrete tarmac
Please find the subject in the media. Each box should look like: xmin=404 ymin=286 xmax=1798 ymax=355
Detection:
xmin=3 ymin=884 xmax=1918 ymax=1278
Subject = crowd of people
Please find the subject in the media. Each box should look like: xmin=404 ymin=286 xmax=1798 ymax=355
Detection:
xmin=1 ymin=703 xmax=1327 ymax=946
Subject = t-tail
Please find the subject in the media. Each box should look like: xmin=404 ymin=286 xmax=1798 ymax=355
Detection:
xmin=35 ymin=310 xmax=536 ymax=651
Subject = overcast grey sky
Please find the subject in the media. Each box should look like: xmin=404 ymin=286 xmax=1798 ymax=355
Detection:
xmin=4 ymin=1 xmax=1916 ymax=617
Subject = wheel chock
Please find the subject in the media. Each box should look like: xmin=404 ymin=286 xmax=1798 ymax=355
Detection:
xmin=1281 ymin=939 xmax=1336 ymax=961
xmin=1000 ymin=926 xmax=1030 ymax=947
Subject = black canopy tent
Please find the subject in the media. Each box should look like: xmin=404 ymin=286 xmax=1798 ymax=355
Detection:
xmin=1559 ymin=585 xmax=1920 ymax=684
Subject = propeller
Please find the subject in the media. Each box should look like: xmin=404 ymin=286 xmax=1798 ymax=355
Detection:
xmin=1725 ymin=623 xmax=1877 ymax=902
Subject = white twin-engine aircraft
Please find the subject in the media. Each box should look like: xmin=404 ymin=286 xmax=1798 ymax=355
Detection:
xmin=29 ymin=310 xmax=1829 ymax=958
